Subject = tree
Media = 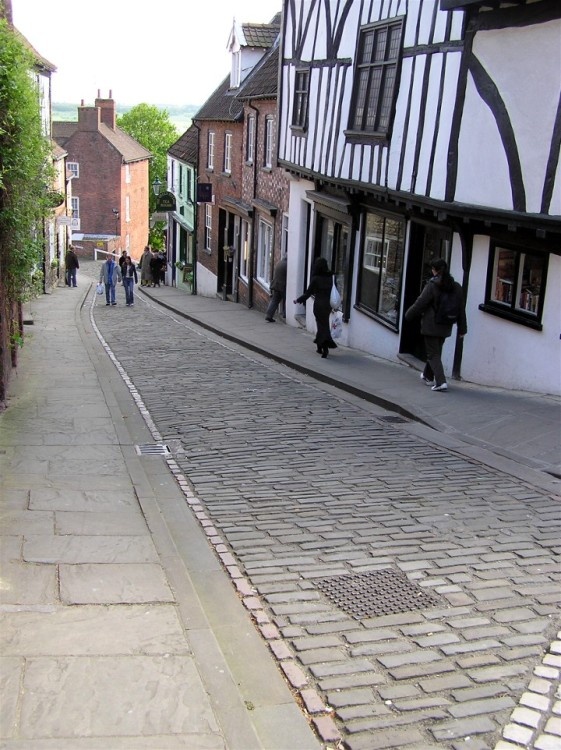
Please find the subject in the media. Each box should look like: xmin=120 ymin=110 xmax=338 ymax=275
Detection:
xmin=0 ymin=19 xmax=53 ymax=404
xmin=117 ymin=104 xmax=178 ymax=212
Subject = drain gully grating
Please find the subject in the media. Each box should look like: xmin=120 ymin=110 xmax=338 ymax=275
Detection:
xmin=315 ymin=569 xmax=442 ymax=619
xmin=379 ymin=415 xmax=409 ymax=424
xmin=135 ymin=443 xmax=171 ymax=456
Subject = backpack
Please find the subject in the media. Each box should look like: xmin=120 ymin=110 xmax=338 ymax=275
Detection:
xmin=435 ymin=285 xmax=462 ymax=325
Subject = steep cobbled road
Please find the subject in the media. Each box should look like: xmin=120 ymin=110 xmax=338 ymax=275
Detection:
xmin=92 ymin=290 xmax=561 ymax=750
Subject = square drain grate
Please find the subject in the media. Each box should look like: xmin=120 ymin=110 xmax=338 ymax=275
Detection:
xmin=135 ymin=443 xmax=171 ymax=456
xmin=315 ymin=569 xmax=442 ymax=619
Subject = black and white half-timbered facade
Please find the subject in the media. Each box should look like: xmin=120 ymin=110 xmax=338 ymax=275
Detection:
xmin=278 ymin=0 xmax=561 ymax=395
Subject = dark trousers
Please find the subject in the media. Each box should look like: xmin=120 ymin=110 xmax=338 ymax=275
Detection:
xmin=265 ymin=290 xmax=285 ymax=319
xmin=423 ymin=336 xmax=446 ymax=386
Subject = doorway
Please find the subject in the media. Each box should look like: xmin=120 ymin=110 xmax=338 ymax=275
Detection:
xmin=400 ymin=222 xmax=451 ymax=360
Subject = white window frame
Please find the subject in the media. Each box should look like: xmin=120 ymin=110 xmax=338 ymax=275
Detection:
xmin=67 ymin=162 xmax=79 ymax=179
xmin=125 ymin=164 xmax=131 ymax=184
xmin=247 ymin=116 xmax=255 ymax=163
xmin=231 ymin=50 xmax=241 ymax=88
xmin=224 ymin=133 xmax=232 ymax=174
xmin=257 ymin=219 xmax=273 ymax=285
xmin=239 ymin=219 xmax=250 ymax=281
xmin=264 ymin=118 xmax=274 ymax=168
xmin=70 ymin=196 xmax=80 ymax=218
xmin=125 ymin=195 xmax=131 ymax=222
xmin=281 ymin=213 xmax=289 ymax=257
xmin=204 ymin=204 xmax=212 ymax=252
xmin=207 ymin=131 xmax=215 ymax=170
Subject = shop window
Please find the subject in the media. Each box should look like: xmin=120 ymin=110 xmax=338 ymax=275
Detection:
xmin=316 ymin=215 xmax=349 ymax=310
xmin=357 ymin=211 xmax=405 ymax=328
xmin=239 ymin=219 xmax=250 ymax=281
xmin=349 ymin=18 xmax=403 ymax=138
xmin=257 ymin=219 xmax=273 ymax=285
xmin=481 ymin=243 xmax=547 ymax=329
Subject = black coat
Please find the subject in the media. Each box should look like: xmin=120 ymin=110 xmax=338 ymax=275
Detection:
xmin=296 ymin=271 xmax=337 ymax=348
xmin=405 ymin=276 xmax=467 ymax=338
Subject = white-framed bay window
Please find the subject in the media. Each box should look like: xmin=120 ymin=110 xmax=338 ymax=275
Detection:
xmin=239 ymin=219 xmax=250 ymax=281
xmin=257 ymin=218 xmax=273 ymax=285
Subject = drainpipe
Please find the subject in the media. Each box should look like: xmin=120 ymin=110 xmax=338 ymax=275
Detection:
xmin=247 ymin=100 xmax=259 ymax=309
xmin=191 ymin=122 xmax=201 ymax=295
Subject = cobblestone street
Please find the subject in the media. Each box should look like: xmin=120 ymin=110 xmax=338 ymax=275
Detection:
xmin=92 ymin=290 xmax=561 ymax=750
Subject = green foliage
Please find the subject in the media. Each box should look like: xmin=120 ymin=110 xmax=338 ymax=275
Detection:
xmin=148 ymin=221 xmax=166 ymax=251
xmin=0 ymin=20 xmax=54 ymax=302
xmin=117 ymin=104 xmax=178 ymax=211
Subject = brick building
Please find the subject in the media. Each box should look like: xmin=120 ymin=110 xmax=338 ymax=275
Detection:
xmin=193 ymin=15 xmax=287 ymax=310
xmin=53 ymin=93 xmax=151 ymax=261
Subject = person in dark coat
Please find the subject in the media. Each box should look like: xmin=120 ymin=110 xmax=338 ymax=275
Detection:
xmin=265 ymin=255 xmax=287 ymax=322
xmin=65 ymin=246 xmax=79 ymax=287
xmin=294 ymin=256 xmax=338 ymax=358
xmin=150 ymin=251 xmax=164 ymax=288
xmin=404 ymin=258 xmax=467 ymax=392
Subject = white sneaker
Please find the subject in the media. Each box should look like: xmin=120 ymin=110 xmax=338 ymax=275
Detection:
xmin=420 ymin=374 xmax=434 ymax=386
xmin=431 ymin=383 xmax=448 ymax=392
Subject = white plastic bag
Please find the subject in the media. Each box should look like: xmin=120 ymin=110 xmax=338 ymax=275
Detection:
xmin=330 ymin=310 xmax=343 ymax=340
xmin=329 ymin=276 xmax=341 ymax=310
xmin=96 ymin=282 xmax=104 ymax=295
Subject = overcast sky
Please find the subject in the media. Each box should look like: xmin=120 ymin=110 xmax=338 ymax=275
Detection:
xmin=12 ymin=0 xmax=282 ymax=106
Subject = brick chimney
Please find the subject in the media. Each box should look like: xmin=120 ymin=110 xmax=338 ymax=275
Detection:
xmin=77 ymin=104 xmax=101 ymax=132
xmin=95 ymin=89 xmax=116 ymax=130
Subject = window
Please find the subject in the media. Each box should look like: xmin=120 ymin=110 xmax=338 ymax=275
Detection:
xmin=292 ymin=69 xmax=309 ymax=129
xmin=357 ymin=211 xmax=405 ymax=328
xmin=281 ymin=214 xmax=289 ymax=258
xmin=257 ymin=219 xmax=273 ymax=285
xmin=231 ymin=50 xmax=241 ymax=88
xmin=239 ymin=220 xmax=250 ymax=280
xmin=125 ymin=164 xmax=131 ymax=184
xmin=125 ymin=195 xmax=130 ymax=222
xmin=349 ymin=19 xmax=403 ymax=137
xmin=207 ymin=131 xmax=215 ymax=170
xmin=224 ymin=133 xmax=232 ymax=174
xmin=264 ymin=117 xmax=274 ymax=168
xmin=70 ymin=197 xmax=80 ymax=218
xmin=204 ymin=204 xmax=212 ymax=251
xmin=67 ymin=162 xmax=79 ymax=179
xmin=481 ymin=242 xmax=547 ymax=329
xmin=246 ymin=116 xmax=255 ymax=163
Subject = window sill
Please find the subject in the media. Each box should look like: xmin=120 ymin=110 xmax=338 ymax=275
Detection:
xmin=221 ymin=172 xmax=232 ymax=178
xmin=354 ymin=303 xmax=399 ymax=332
xmin=344 ymin=129 xmax=389 ymax=145
xmin=261 ymin=166 xmax=272 ymax=173
xmin=478 ymin=303 xmax=543 ymax=331
xmin=290 ymin=125 xmax=307 ymax=135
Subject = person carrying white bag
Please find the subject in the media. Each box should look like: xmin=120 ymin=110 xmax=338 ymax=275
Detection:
xmin=294 ymin=257 xmax=339 ymax=358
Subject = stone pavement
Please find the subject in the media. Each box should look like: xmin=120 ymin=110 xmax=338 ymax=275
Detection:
xmin=138 ymin=274 xmax=560 ymax=482
xmin=0 ymin=272 xmax=319 ymax=749
xmin=83 ymin=259 xmax=559 ymax=750
xmin=1 ymin=261 xmax=560 ymax=750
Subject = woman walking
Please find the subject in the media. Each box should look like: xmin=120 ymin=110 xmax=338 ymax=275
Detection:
xmin=294 ymin=257 xmax=338 ymax=358
xmin=122 ymin=255 xmax=138 ymax=307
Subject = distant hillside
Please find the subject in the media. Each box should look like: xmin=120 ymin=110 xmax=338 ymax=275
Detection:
xmin=52 ymin=103 xmax=200 ymax=134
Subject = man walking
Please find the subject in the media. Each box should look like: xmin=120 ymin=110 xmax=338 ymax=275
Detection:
xmin=65 ymin=245 xmax=80 ymax=287
xmin=99 ymin=254 xmax=122 ymax=306
xmin=265 ymin=255 xmax=287 ymax=322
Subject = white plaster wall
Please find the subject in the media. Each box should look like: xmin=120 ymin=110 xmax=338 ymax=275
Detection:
xmin=285 ymin=176 xmax=315 ymax=326
xmin=195 ymin=262 xmax=217 ymax=298
xmin=461 ymin=238 xmax=561 ymax=395
xmin=455 ymin=19 xmax=561 ymax=214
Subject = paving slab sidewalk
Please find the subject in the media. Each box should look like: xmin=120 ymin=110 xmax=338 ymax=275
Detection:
xmin=0 ymin=277 xmax=320 ymax=750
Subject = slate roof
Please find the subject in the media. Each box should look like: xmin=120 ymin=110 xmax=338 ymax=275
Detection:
xmin=193 ymin=75 xmax=244 ymax=123
xmin=237 ymin=44 xmax=279 ymax=100
xmin=52 ymin=121 xmax=152 ymax=163
xmin=241 ymin=21 xmax=280 ymax=48
xmin=168 ymin=125 xmax=198 ymax=163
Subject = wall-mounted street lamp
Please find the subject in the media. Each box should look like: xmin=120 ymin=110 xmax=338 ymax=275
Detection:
xmin=152 ymin=177 xmax=162 ymax=196
xmin=112 ymin=208 xmax=120 ymax=239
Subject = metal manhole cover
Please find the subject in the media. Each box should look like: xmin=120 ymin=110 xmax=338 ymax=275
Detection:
xmin=379 ymin=415 xmax=409 ymax=424
xmin=135 ymin=444 xmax=171 ymax=456
xmin=315 ymin=569 xmax=441 ymax=619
